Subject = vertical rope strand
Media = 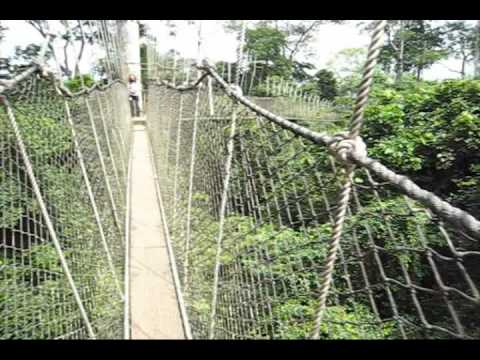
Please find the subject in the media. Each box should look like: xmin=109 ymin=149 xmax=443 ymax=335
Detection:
xmin=183 ymin=21 xmax=203 ymax=288
xmin=312 ymin=20 xmax=386 ymax=339
xmin=208 ymin=20 xmax=246 ymax=338
xmin=1 ymin=96 xmax=96 ymax=339
xmin=64 ymin=100 xmax=124 ymax=300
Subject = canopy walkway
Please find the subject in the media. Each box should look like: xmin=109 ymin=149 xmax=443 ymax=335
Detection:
xmin=129 ymin=119 xmax=185 ymax=339
xmin=1 ymin=20 xmax=480 ymax=339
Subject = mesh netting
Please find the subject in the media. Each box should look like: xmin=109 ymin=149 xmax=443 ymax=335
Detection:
xmin=2 ymin=19 xmax=480 ymax=340
xmin=0 ymin=72 xmax=131 ymax=339
xmin=146 ymin=78 xmax=480 ymax=339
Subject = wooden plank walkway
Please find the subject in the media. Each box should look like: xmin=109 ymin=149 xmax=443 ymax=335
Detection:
xmin=129 ymin=120 xmax=185 ymax=339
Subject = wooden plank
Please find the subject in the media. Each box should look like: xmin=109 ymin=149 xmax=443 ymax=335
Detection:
xmin=129 ymin=123 xmax=185 ymax=339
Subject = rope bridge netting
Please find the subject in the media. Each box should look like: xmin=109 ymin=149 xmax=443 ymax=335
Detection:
xmin=0 ymin=21 xmax=131 ymax=339
xmin=1 ymin=19 xmax=480 ymax=340
xmin=145 ymin=20 xmax=480 ymax=339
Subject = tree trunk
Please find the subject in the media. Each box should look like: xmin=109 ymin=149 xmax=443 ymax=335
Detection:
xmin=416 ymin=34 xmax=427 ymax=81
xmin=74 ymin=27 xmax=86 ymax=78
xmin=118 ymin=20 xmax=143 ymax=111
xmin=475 ymin=20 xmax=480 ymax=79
xmin=461 ymin=56 xmax=466 ymax=79
xmin=396 ymin=20 xmax=405 ymax=83
xmin=63 ymin=42 xmax=72 ymax=79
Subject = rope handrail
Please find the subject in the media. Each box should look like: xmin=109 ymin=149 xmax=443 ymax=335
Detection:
xmin=0 ymin=32 xmax=54 ymax=94
xmin=350 ymin=151 xmax=480 ymax=239
xmin=140 ymin=20 xmax=480 ymax=340
xmin=157 ymin=71 xmax=209 ymax=92
xmin=63 ymin=79 xmax=126 ymax=97
xmin=3 ymin=19 xmax=480 ymax=340
xmin=0 ymin=20 xmax=130 ymax=340
xmin=198 ymin=59 xmax=334 ymax=146
xmin=0 ymin=59 xmax=125 ymax=99
xmin=196 ymin=58 xmax=480 ymax=240
xmin=0 ymin=25 xmax=124 ymax=99
xmin=311 ymin=19 xmax=387 ymax=339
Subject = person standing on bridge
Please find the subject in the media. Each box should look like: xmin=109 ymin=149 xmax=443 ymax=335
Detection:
xmin=128 ymin=74 xmax=141 ymax=117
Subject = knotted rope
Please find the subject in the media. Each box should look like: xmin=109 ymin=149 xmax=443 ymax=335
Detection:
xmin=328 ymin=133 xmax=367 ymax=164
xmin=311 ymin=20 xmax=387 ymax=339
xmin=199 ymin=58 xmax=480 ymax=240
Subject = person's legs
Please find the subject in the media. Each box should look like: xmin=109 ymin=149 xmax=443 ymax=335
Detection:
xmin=130 ymin=96 xmax=141 ymax=117
xmin=129 ymin=97 xmax=135 ymax=117
xmin=134 ymin=97 xmax=140 ymax=117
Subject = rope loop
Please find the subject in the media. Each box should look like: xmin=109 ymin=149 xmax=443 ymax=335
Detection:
xmin=34 ymin=62 xmax=52 ymax=78
xmin=230 ymin=84 xmax=243 ymax=97
xmin=328 ymin=133 xmax=367 ymax=165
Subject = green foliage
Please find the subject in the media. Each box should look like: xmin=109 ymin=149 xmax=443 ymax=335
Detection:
xmin=336 ymin=68 xmax=393 ymax=99
xmin=0 ymin=84 xmax=122 ymax=338
xmin=360 ymin=80 xmax=480 ymax=206
xmin=327 ymin=47 xmax=367 ymax=79
xmin=14 ymin=43 xmax=41 ymax=62
xmin=379 ymin=20 xmax=448 ymax=80
xmin=291 ymin=61 xmax=315 ymax=82
xmin=443 ymin=21 xmax=476 ymax=66
xmin=0 ymin=106 xmax=73 ymax=228
xmin=245 ymin=26 xmax=293 ymax=82
xmin=28 ymin=244 xmax=63 ymax=273
xmin=274 ymin=299 xmax=395 ymax=339
xmin=64 ymin=74 xmax=95 ymax=93
xmin=0 ymin=169 xmax=26 ymax=228
xmin=179 ymin=74 xmax=480 ymax=339
xmin=313 ymin=69 xmax=338 ymax=100
xmin=4 ymin=21 xmax=480 ymax=338
xmin=12 ymin=107 xmax=73 ymax=159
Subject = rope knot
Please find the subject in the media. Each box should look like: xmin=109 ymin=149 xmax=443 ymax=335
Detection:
xmin=229 ymin=84 xmax=243 ymax=97
xmin=34 ymin=62 xmax=51 ymax=78
xmin=328 ymin=132 xmax=367 ymax=165
xmin=199 ymin=58 xmax=213 ymax=71
xmin=201 ymin=58 xmax=211 ymax=66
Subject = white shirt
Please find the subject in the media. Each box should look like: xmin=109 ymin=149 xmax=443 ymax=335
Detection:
xmin=128 ymin=81 xmax=140 ymax=97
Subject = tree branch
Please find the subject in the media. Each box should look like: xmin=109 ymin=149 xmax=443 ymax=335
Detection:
xmin=386 ymin=25 xmax=399 ymax=53
xmin=438 ymin=62 xmax=464 ymax=75
xmin=27 ymin=20 xmax=47 ymax=37
xmin=74 ymin=21 xmax=86 ymax=76
xmin=26 ymin=20 xmax=71 ymax=78
xmin=63 ymin=38 xmax=70 ymax=78
xmin=287 ymin=21 xmax=321 ymax=61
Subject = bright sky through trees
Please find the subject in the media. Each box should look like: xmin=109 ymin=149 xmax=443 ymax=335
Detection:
xmin=0 ymin=20 xmax=476 ymax=80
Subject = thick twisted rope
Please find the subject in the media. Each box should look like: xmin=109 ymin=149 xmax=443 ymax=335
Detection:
xmin=199 ymin=60 xmax=334 ymax=145
xmin=349 ymin=21 xmax=387 ymax=137
xmin=350 ymin=151 xmax=480 ymax=239
xmin=199 ymin=57 xmax=480 ymax=240
xmin=312 ymin=20 xmax=387 ymax=339
xmin=0 ymin=32 xmax=54 ymax=94
xmin=158 ymin=72 xmax=209 ymax=91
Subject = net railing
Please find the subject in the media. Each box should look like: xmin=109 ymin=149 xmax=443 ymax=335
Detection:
xmin=2 ymin=19 xmax=480 ymax=340
xmin=145 ymin=64 xmax=480 ymax=339
xmin=0 ymin=71 xmax=131 ymax=339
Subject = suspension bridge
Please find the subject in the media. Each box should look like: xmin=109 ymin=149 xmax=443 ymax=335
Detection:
xmin=1 ymin=20 xmax=480 ymax=340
